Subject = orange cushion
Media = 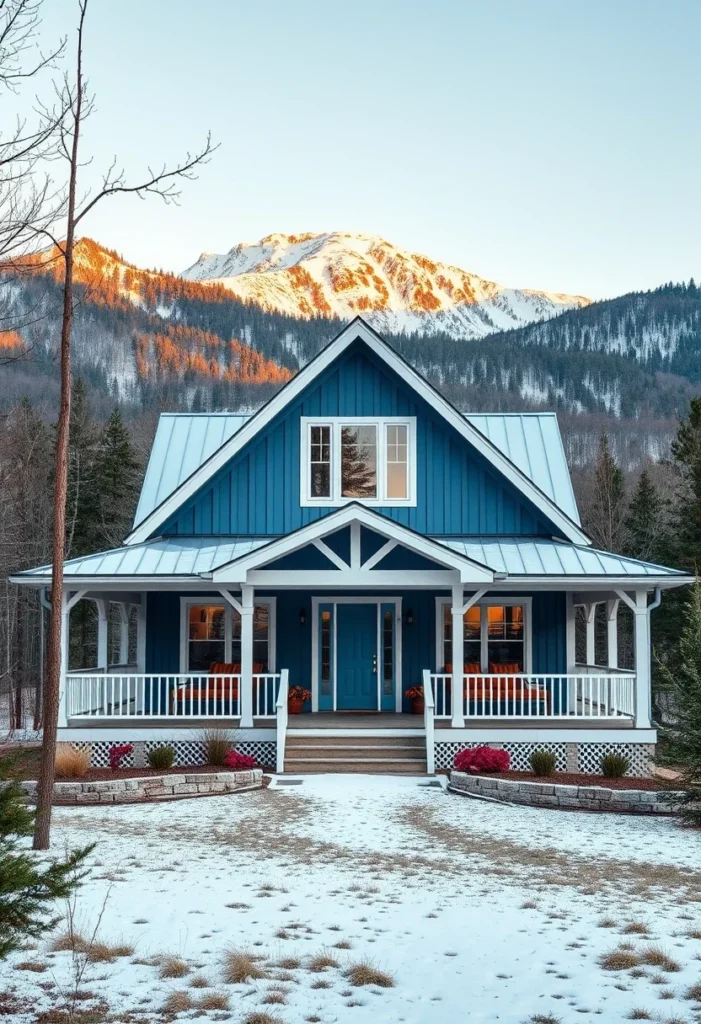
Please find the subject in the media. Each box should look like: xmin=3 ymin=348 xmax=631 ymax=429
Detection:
xmin=489 ymin=662 xmax=522 ymax=674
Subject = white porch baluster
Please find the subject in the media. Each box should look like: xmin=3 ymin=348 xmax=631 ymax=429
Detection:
xmin=450 ymin=583 xmax=464 ymax=728
xmin=240 ymin=585 xmax=255 ymax=728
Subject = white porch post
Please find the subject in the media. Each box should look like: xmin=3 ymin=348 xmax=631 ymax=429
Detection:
xmin=96 ymin=599 xmax=108 ymax=672
xmin=633 ymin=590 xmax=651 ymax=728
xmin=451 ymin=583 xmax=464 ymax=728
xmin=136 ymin=597 xmax=147 ymax=673
xmin=58 ymin=589 xmax=70 ymax=728
xmin=565 ymin=592 xmax=576 ymax=671
xmin=585 ymin=603 xmax=596 ymax=666
xmin=240 ymin=584 xmax=254 ymax=728
xmin=606 ymin=599 xmax=619 ymax=670
xmin=117 ymin=602 xmax=130 ymax=665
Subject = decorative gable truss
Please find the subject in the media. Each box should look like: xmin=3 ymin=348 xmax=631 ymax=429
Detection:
xmin=203 ymin=504 xmax=495 ymax=586
xmin=126 ymin=318 xmax=590 ymax=547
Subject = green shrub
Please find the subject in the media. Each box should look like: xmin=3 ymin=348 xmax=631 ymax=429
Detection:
xmin=202 ymin=728 xmax=236 ymax=766
xmin=147 ymin=745 xmax=175 ymax=770
xmin=601 ymin=752 xmax=629 ymax=778
xmin=529 ymin=750 xmax=556 ymax=776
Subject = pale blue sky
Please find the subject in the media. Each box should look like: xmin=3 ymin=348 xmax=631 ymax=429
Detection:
xmin=30 ymin=0 xmax=701 ymax=299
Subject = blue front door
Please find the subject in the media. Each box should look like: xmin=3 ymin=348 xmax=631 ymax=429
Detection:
xmin=336 ymin=604 xmax=377 ymax=710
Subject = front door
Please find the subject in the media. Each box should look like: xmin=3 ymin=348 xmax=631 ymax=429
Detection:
xmin=336 ymin=604 xmax=377 ymax=710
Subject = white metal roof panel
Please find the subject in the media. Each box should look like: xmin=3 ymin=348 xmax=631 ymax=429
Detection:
xmin=436 ymin=537 xmax=685 ymax=577
xmin=466 ymin=413 xmax=579 ymax=525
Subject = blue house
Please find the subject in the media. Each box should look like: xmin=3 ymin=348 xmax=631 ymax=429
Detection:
xmin=12 ymin=319 xmax=691 ymax=775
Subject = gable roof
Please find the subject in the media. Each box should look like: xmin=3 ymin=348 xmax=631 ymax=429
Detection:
xmin=134 ymin=411 xmax=580 ymax=529
xmin=125 ymin=317 xmax=590 ymax=546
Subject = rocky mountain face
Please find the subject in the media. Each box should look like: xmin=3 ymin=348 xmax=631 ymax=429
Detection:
xmin=181 ymin=231 xmax=589 ymax=338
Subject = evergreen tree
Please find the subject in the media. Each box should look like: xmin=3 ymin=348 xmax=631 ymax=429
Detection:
xmin=0 ymin=756 xmax=91 ymax=957
xmin=585 ymin=431 xmax=627 ymax=552
xmin=657 ymin=579 xmax=701 ymax=824
xmin=92 ymin=408 xmax=140 ymax=548
xmin=670 ymin=396 xmax=701 ymax=571
xmin=61 ymin=379 xmax=100 ymax=559
xmin=624 ymin=469 xmax=667 ymax=563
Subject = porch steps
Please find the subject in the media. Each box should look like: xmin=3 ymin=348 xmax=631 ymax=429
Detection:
xmin=283 ymin=734 xmax=427 ymax=775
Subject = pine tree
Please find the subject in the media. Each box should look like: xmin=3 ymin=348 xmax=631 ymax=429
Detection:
xmin=0 ymin=756 xmax=91 ymax=957
xmin=61 ymin=379 xmax=100 ymax=559
xmin=585 ymin=431 xmax=627 ymax=552
xmin=670 ymin=396 xmax=701 ymax=571
xmin=657 ymin=579 xmax=701 ymax=824
xmin=92 ymin=408 xmax=140 ymax=548
xmin=624 ymin=469 xmax=667 ymax=563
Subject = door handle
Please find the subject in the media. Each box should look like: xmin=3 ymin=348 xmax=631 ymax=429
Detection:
xmin=372 ymin=653 xmax=377 ymax=674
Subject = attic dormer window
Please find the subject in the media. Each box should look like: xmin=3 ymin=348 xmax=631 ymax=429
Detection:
xmin=301 ymin=417 xmax=416 ymax=507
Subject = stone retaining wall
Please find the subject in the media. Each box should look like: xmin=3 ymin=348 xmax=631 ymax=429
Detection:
xmin=449 ymin=770 xmax=683 ymax=814
xmin=18 ymin=769 xmax=263 ymax=805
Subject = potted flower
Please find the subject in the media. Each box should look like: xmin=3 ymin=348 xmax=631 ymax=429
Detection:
xmin=405 ymin=685 xmax=425 ymax=715
xmin=288 ymin=686 xmax=311 ymax=715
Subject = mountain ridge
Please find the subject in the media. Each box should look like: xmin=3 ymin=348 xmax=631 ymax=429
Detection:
xmin=181 ymin=231 xmax=590 ymax=339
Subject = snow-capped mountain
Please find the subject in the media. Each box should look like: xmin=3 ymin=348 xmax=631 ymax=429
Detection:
xmin=181 ymin=232 xmax=590 ymax=339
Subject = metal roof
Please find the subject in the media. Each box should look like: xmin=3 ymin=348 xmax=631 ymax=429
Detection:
xmin=133 ymin=411 xmax=580 ymax=528
xmin=15 ymin=535 xmax=684 ymax=581
xmin=436 ymin=537 xmax=685 ymax=578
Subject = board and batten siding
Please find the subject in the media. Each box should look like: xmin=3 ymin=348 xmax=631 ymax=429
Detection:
xmin=160 ymin=342 xmax=561 ymax=539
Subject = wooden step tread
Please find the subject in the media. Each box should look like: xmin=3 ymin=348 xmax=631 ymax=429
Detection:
xmin=285 ymin=756 xmax=427 ymax=765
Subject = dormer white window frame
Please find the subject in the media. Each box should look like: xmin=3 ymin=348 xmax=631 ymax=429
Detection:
xmin=300 ymin=416 xmax=417 ymax=508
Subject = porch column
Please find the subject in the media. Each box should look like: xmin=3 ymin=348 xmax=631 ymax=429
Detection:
xmin=117 ymin=603 xmax=130 ymax=665
xmin=451 ymin=583 xmax=464 ymax=728
xmin=240 ymin=584 xmax=254 ymax=728
xmin=95 ymin=599 xmax=108 ymax=672
xmin=136 ymin=597 xmax=147 ymax=673
xmin=606 ymin=599 xmax=619 ymax=670
xmin=585 ymin=603 xmax=596 ymax=666
xmin=57 ymin=589 xmax=70 ymax=728
xmin=633 ymin=590 xmax=651 ymax=728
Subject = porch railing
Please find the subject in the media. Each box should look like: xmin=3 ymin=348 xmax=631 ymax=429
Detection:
xmin=65 ymin=673 xmax=282 ymax=720
xmin=275 ymin=668 xmax=290 ymax=773
xmin=422 ymin=669 xmax=435 ymax=774
xmin=428 ymin=673 xmax=636 ymax=720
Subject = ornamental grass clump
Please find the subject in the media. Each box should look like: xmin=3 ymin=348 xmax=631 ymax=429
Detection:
xmin=454 ymin=745 xmax=510 ymax=774
xmin=202 ymin=728 xmax=236 ymax=766
xmin=529 ymin=750 xmax=556 ymax=776
xmin=146 ymin=744 xmax=175 ymax=770
xmin=601 ymin=752 xmax=629 ymax=778
xmin=223 ymin=948 xmax=268 ymax=984
xmin=54 ymin=744 xmax=91 ymax=779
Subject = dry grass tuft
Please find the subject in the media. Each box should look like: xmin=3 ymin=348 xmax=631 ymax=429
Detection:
xmin=628 ymin=1011 xmax=652 ymax=1020
xmin=685 ymin=982 xmax=701 ymax=1001
xmin=55 ymin=744 xmax=91 ymax=779
xmin=162 ymin=989 xmax=193 ymax=1013
xmin=311 ymin=979 xmax=331 ymax=989
xmin=276 ymin=956 xmax=301 ymax=970
xmin=638 ymin=947 xmax=681 ymax=972
xmin=189 ymin=975 xmax=209 ymax=989
xmin=598 ymin=948 xmax=640 ymax=971
xmin=345 ymin=958 xmax=395 ymax=988
xmin=50 ymin=931 xmax=88 ymax=953
xmin=262 ymin=991 xmax=287 ymax=1005
xmin=528 ymin=1015 xmax=562 ymax=1024
xmin=197 ymin=991 xmax=230 ymax=1010
xmin=85 ymin=940 xmax=134 ymax=963
xmin=159 ymin=955 xmax=190 ymax=978
xmin=685 ymin=929 xmax=701 ymax=940
xmin=242 ymin=1014 xmax=285 ymax=1024
xmin=333 ymin=939 xmax=352 ymax=950
xmin=224 ymin=948 xmax=268 ymax=984
xmin=308 ymin=950 xmax=339 ymax=972
xmin=598 ymin=917 xmax=617 ymax=928
xmin=14 ymin=961 xmax=48 ymax=972
xmin=202 ymin=727 xmax=235 ymax=765
xmin=521 ymin=901 xmax=538 ymax=910
xmin=623 ymin=922 xmax=650 ymax=935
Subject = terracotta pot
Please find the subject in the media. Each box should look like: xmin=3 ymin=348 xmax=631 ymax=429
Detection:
xmin=288 ymin=697 xmax=305 ymax=715
xmin=411 ymin=697 xmax=425 ymax=715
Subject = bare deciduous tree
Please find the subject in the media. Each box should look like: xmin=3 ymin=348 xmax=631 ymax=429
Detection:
xmin=33 ymin=0 xmax=216 ymax=849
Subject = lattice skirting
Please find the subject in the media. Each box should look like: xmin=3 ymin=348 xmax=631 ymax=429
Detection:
xmin=435 ymin=741 xmax=654 ymax=776
xmin=72 ymin=740 xmax=276 ymax=770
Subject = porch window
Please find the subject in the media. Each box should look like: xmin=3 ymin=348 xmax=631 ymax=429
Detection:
xmin=382 ymin=609 xmax=393 ymax=696
xmin=440 ymin=601 xmax=527 ymax=672
xmin=188 ymin=605 xmax=226 ymax=672
xmin=301 ymin=417 xmax=416 ymax=506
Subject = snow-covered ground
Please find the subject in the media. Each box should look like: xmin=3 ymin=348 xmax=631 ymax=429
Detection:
xmin=5 ymin=774 xmax=701 ymax=1023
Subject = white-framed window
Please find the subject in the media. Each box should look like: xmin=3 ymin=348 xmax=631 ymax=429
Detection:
xmin=435 ymin=597 xmax=532 ymax=673
xmin=180 ymin=597 xmax=276 ymax=673
xmin=300 ymin=417 xmax=416 ymax=507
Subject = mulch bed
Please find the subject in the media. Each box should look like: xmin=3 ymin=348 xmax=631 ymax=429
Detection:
xmin=469 ymin=770 xmax=677 ymax=791
xmin=54 ymin=764 xmax=275 ymax=782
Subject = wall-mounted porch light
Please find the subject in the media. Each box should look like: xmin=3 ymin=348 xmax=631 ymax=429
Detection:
xmin=299 ymin=608 xmax=307 ymax=626
xmin=405 ymin=609 xmax=414 ymax=625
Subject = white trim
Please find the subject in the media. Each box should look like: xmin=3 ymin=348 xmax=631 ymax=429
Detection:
xmin=435 ymin=595 xmax=533 ymax=674
xmin=123 ymin=318 xmax=590 ymax=547
xmin=210 ymin=503 xmax=494 ymax=584
xmin=179 ymin=595 xmax=277 ymax=674
xmin=299 ymin=416 xmax=417 ymax=507
xmin=247 ymin=570 xmax=459 ymax=588
xmin=312 ymin=539 xmax=349 ymax=571
xmin=311 ymin=596 xmax=402 ymax=714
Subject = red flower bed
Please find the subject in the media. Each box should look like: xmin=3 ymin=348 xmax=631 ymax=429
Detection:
xmin=454 ymin=745 xmax=510 ymax=773
xmin=224 ymin=749 xmax=256 ymax=770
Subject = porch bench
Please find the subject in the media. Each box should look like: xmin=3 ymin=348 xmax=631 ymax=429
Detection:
xmin=444 ymin=662 xmax=552 ymax=714
xmin=169 ymin=662 xmax=264 ymax=713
